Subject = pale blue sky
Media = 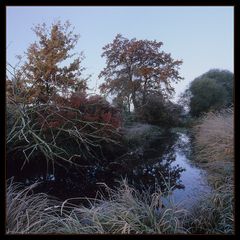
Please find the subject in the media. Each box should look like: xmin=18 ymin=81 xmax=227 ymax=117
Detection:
xmin=6 ymin=6 xmax=234 ymax=101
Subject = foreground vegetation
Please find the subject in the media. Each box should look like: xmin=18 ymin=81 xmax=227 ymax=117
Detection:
xmin=193 ymin=108 xmax=233 ymax=184
xmin=190 ymin=108 xmax=234 ymax=233
xmin=6 ymin=177 xmax=233 ymax=234
xmin=6 ymin=179 xmax=188 ymax=234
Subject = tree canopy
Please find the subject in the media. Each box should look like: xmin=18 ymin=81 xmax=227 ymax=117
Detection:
xmin=182 ymin=69 xmax=233 ymax=117
xmin=99 ymin=34 xmax=183 ymax=111
xmin=9 ymin=21 xmax=88 ymax=104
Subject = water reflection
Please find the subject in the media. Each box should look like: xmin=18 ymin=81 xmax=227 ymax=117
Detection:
xmin=170 ymin=133 xmax=211 ymax=207
xmin=7 ymin=130 xmax=209 ymax=206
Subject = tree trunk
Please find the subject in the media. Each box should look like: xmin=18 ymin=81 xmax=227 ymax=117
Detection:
xmin=132 ymin=91 xmax=139 ymax=110
xmin=142 ymin=78 xmax=148 ymax=106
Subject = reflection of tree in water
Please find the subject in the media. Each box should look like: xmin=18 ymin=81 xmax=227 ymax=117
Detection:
xmin=174 ymin=132 xmax=191 ymax=154
xmin=106 ymin=131 xmax=185 ymax=194
xmin=126 ymin=153 xmax=185 ymax=195
xmin=7 ymin=130 xmax=186 ymax=202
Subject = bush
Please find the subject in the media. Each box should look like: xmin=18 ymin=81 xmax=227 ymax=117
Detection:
xmin=135 ymin=95 xmax=184 ymax=127
xmin=187 ymin=69 xmax=233 ymax=117
xmin=6 ymin=92 xmax=122 ymax=173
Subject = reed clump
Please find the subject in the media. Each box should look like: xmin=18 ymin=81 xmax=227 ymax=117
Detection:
xmin=190 ymin=108 xmax=234 ymax=234
xmin=6 ymin=178 xmax=64 ymax=234
xmin=193 ymin=108 xmax=234 ymax=184
xmin=6 ymin=179 xmax=188 ymax=234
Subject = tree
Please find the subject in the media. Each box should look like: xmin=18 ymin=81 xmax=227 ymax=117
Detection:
xmin=196 ymin=69 xmax=233 ymax=104
xmin=99 ymin=34 xmax=183 ymax=111
xmin=182 ymin=69 xmax=233 ymax=117
xmin=16 ymin=21 xmax=87 ymax=104
xmin=136 ymin=94 xmax=184 ymax=127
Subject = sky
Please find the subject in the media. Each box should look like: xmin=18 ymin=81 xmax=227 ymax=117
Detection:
xmin=6 ymin=6 xmax=234 ymax=102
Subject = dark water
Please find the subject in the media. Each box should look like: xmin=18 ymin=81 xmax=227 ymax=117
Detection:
xmin=7 ymin=130 xmax=210 ymax=207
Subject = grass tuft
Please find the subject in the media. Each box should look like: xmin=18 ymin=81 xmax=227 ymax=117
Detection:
xmin=193 ymin=108 xmax=233 ymax=184
xmin=190 ymin=108 xmax=234 ymax=234
xmin=6 ymin=178 xmax=63 ymax=234
xmin=58 ymin=179 xmax=188 ymax=234
xmin=6 ymin=178 xmax=188 ymax=234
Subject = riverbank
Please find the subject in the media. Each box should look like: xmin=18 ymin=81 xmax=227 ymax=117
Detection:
xmin=192 ymin=108 xmax=234 ymax=186
xmin=188 ymin=108 xmax=234 ymax=234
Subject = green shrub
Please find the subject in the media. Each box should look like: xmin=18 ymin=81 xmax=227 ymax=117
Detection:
xmin=186 ymin=69 xmax=233 ymax=117
xmin=135 ymin=95 xmax=184 ymax=127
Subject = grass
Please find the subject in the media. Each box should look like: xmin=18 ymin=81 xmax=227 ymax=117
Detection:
xmin=190 ymin=107 xmax=234 ymax=233
xmin=6 ymin=178 xmax=64 ymax=234
xmin=6 ymin=176 xmax=234 ymax=234
xmin=185 ymin=177 xmax=234 ymax=234
xmin=6 ymin=178 xmax=188 ymax=234
xmin=193 ymin=108 xmax=233 ymax=177
xmin=7 ymin=100 xmax=121 ymax=173
xmin=123 ymin=123 xmax=164 ymax=148
xmin=58 ymin=179 xmax=188 ymax=234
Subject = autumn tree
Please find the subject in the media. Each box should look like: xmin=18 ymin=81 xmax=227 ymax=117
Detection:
xmin=15 ymin=21 xmax=87 ymax=104
xmin=99 ymin=34 xmax=183 ymax=111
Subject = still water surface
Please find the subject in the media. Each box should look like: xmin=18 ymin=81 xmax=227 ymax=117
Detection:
xmin=9 ymin=130 xmax=211 ymax=208
xmin=169 ymin=133 xmax=211 ymax=208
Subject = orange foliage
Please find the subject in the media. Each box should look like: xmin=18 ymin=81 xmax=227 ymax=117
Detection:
xmin=36 ymin=93 xmax=121 ymax=137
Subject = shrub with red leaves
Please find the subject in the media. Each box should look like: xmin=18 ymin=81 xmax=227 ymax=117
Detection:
xmin=27 ymin=92 xmax=123 ymax=165
xmin=68 ymin=93 xmax=122 ymax=129
xmin=7 ymin=90 xmax=123 ymax=172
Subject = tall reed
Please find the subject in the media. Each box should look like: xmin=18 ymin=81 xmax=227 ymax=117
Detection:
xmin=193 ymin=108 xmax=234 ymax=184
xmin=6 ymin=178 xmax=63 ymax=234
xmin=190 ymin=108 xmax=234 ymax=233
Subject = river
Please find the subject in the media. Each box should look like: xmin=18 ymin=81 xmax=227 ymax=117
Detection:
xmin=7 ymin=127 xmax=211 ymax=208
xmin=168 ymin=132 xmax=211 ymax=208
